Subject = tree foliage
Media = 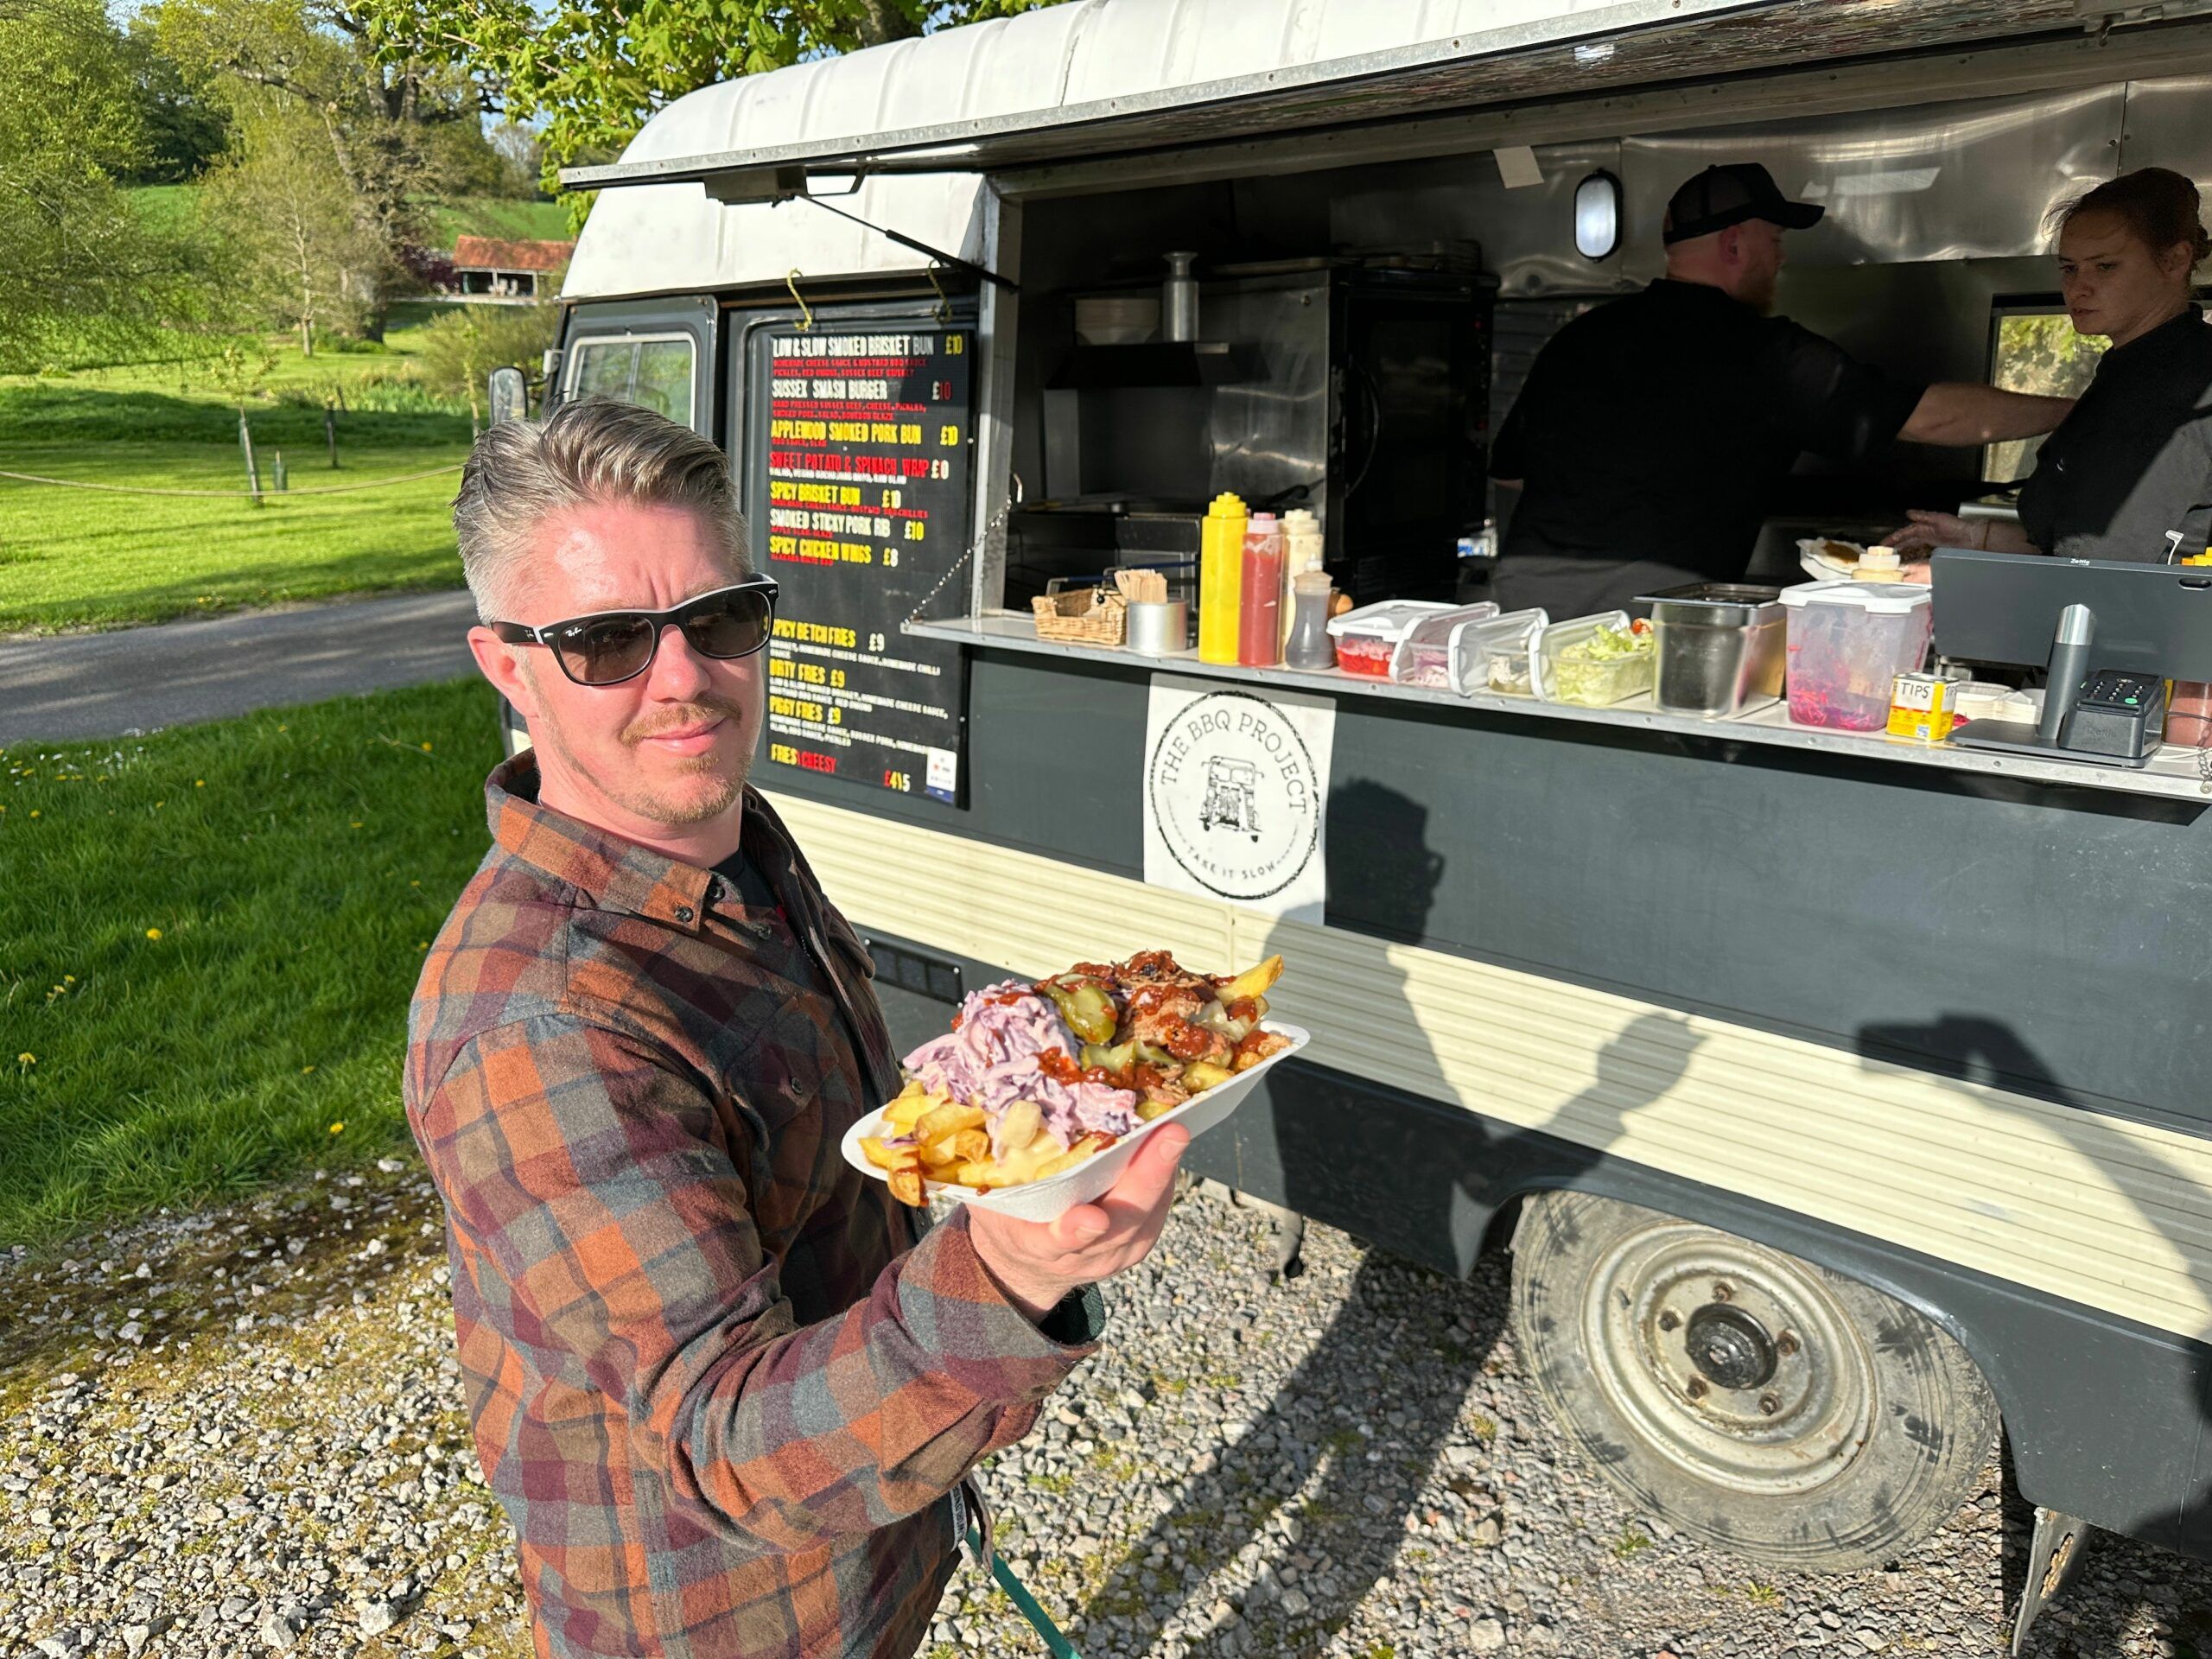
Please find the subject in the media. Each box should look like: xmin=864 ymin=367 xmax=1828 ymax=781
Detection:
xmin=0 ymin=0 xmax=203 ymax=372
xmin=354 ymin=0 xmax=1065 ymax=210
xmin=199 ymin=105 xmax=392 ymax=353
xmin=413 ymin=301 xmax=560 ymax=429
xmin=156 ymin=0 xmax=518 ymax=340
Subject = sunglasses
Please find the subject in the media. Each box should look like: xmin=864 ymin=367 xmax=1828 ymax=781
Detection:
xmin=489 ymin=577 xmax=780 ymax=687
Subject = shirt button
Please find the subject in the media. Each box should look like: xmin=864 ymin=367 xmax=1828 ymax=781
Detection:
xmin=674 ymin=905 xmax=695 ymax=924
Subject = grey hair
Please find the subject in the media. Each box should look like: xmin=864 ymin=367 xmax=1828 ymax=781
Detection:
xmin=451 ymin=397 xmax=750 ymax=623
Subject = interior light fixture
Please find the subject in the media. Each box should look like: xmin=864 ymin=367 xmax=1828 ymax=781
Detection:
xmin=1574 ymin=170 xmax=1622 ymax=261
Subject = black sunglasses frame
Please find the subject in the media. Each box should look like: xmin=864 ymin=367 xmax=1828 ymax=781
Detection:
xmin=488 ymin=577 xmax=781 ymax=688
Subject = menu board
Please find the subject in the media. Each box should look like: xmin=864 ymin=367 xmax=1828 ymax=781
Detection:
xmin=751 ymin=318 xmax=972 ymax=804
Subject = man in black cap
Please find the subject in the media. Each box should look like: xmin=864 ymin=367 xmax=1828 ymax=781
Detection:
xmin=1488 ymin=162 xmax=2073 ymax=618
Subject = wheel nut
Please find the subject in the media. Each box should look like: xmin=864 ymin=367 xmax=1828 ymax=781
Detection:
xmin=1686 ymin=1377 xmax=1709 ymax=1402
xmin=1776 ymin=1330 xmax=1800 ymax=1357
xmin=1712 ymin=1281 xmax=1733 ymax=1302
xmin=1759 ymin=1392 xmax=1780 ymax=1416
xmin=1658 ymin=1309 xmax=1681 ymax=1332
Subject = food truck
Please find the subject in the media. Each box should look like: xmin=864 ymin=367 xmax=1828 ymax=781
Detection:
xmin=542 ymin=0 xmax=2212 ymax=1639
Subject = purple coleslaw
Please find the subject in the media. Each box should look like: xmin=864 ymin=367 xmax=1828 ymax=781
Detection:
xmin=899 ymin=981 xmax=1140 ymax=1154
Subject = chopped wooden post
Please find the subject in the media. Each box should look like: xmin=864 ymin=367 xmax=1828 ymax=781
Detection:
xmin=272 ymin=450 xmax=288 ymax=493
xmin=238 ymin=411 xmax=263 ymax=505
xmin=324 ymin=405 xmax=339 ymax=468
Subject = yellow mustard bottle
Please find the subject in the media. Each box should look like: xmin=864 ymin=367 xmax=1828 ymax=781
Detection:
xmin=1199 ymin=493 xmax=1248 ymax=664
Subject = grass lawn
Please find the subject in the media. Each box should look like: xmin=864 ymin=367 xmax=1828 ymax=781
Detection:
xmin=0 ymin=322 xmax=474 ymax=633
xmin=421 ymin=194 xmax=574 ymax=246
xmin=0 ymin=677 xmax=505 ymax=1247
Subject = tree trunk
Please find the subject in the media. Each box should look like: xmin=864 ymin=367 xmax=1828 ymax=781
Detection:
xmin=852 ymin=0 xmax=923 ymax=47
xmin=299 ymin=317 xmax=315 ymax=357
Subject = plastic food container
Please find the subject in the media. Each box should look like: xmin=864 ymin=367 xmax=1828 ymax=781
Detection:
xmin=1453 ymin=608 xmax=1548 ymax=696
xmin=1325 ymin=600 xmax=1456 ymax=678
xmin=1532 ymin=611 xmax=1655 ymax=707
xmin=1389 ymin=602 xmax=1500 ymax=689
xmin=1640 ymin=583 xmax=1785 ymax=718
xmin=1779 ymin=581 xmax=1934 ymax=732
xmin=841 ymin=1022 xmax=1311 ymax=1223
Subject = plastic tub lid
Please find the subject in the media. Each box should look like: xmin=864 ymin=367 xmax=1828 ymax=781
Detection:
xmin=1777 ymin=578 xmax=1931 ymax=614
xmin=1325 ymin=600 xmax=1457 ymax=642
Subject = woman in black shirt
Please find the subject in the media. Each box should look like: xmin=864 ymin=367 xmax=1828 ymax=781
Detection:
xmin=1891 ymin=168 xmax=2212 ymax=563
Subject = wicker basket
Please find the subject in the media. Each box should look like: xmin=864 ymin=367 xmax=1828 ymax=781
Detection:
xmin=1031 ymin=588 xmax=1128 ymax=646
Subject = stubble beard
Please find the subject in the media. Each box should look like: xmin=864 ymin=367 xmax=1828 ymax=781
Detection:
xmin=524 ymin=666 xmax=753 ymax=828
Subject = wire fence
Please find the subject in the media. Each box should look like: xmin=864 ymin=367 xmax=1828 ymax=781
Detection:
xmin=0 ymin=464 xmax=465 ymax=500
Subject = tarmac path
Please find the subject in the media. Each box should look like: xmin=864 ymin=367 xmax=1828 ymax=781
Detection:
xmin=0 ymin=589 xmax=481 ymax=742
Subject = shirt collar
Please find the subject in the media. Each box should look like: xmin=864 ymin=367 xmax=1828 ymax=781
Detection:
xmin=485 ymin=753 xmax=717 ymax=932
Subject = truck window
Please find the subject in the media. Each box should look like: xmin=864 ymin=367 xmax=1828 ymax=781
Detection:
xmin=565 ymin=334 xmax=697 ymax=427
xmin=1986 ymin=308 xmax=2105 ymax=485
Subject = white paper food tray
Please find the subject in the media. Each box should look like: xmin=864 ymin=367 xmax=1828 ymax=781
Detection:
xmin=840 ymin=1022 xmax=1311 ymax=1223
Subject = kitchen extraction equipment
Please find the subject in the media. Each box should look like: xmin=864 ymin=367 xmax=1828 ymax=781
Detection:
xmin=1640 ymin=582 xmax=1786 ymax=718
xmin=1779 ymin=580 xmax=1933 ymax=731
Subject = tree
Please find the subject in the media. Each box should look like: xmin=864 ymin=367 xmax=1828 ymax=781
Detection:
xmin=118 ymin=18 xmax=231 ymax=183
xmin=415 ymin=302 xmax=560 ymax=431
xmin=155 ymin=0 xmax=509 ymax=334
xmin=0 ymin=0 xmax=201 ymax=372
xmin=353 ymin=0 xmax=1065 ymax=212
xmin=199 ymin=105 xmax=391 ymax=354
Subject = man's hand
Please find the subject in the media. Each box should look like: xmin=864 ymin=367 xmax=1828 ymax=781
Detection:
xmin=1882 ymin=509 xmax=1980 ymax=554
xmin=965 ymin=1125 xmax=1192 ymax=1321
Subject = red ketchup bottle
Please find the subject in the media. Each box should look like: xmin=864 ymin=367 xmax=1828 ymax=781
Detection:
xmin=1236 ymin=513 xmax=1285 ymax=666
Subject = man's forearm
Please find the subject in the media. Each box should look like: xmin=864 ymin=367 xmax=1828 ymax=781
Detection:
xmin=1899 ymin=384 xmax=2072 ymax=447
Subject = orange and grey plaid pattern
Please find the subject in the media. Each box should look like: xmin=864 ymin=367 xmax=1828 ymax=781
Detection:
xmin=405 ymin=757 xmax=1098 ymax=1658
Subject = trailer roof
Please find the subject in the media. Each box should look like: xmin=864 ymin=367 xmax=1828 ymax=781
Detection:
xmin=558 ymin=0 xmax=2130 ymax=301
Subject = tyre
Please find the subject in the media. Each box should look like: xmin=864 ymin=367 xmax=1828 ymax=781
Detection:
xmin=1511 ymin=1192 xmax=1999 ymax=1571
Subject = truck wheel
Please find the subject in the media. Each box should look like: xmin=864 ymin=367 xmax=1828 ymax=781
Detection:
xmin=1511 ymin=1192 xmax=1998 ymax=1572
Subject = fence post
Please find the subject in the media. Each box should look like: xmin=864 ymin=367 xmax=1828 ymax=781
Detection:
xmin=272 ymin=450 xmax=288 ymax=493
xmin=324 ymin=406 xmax=340 ymax=468
xmin=238 ymin=412 xmax=263 ymax=505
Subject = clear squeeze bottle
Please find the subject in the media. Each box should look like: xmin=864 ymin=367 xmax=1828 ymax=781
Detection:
xmin=1237 ymin=512 xmax=1285 ymax=667
xmin=1199 ymin=493 xmax=1248 ymax=664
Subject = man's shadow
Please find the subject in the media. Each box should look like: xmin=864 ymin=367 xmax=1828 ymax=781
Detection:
xmin=1855 ymin=1013 xmax=2212 ymax=1657
xmin=1071 ymin=782 xmax=1700 ymax=1654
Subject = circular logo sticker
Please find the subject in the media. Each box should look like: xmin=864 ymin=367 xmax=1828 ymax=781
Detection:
xmin=1146 ymin=689 xmax=1322 ymax=902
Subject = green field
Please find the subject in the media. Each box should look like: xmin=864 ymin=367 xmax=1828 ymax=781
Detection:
xmin=0 ymin=677 xmax=505 ymax=1247
xmin=130 ymin=186 xmax=569 ymax=251
xmin=422 ymin=195 xmax=574 ymax=246
xmin=0 ymin=321 xmax=474 ymax=633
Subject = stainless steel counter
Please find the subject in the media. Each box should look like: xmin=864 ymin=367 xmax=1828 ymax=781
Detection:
xmin=906 ymin=613 xmax=2212 ymax=804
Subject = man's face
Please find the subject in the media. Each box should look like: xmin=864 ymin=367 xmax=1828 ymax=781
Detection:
xmin=469 ymin=499 xmax=765 ymax=836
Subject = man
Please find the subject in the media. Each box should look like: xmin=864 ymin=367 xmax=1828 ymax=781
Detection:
xmin=405 ymin=397 xmax=1189 ymax=1658
xmin=1489 ymin=162 xmax=2075 ymax=617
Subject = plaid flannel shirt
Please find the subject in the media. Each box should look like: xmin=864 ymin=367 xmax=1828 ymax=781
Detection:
xmin=405 ymin=755 xmax=1103 ymax=1658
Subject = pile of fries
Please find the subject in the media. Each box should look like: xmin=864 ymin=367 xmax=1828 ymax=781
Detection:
xmin=859 ymin=950 xmax=1288 ymax=1205
xmin=861 ymin=1094 xmax=1113 ymax=1206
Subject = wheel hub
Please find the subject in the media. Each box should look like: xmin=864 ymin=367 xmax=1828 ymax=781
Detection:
xmin=1578 ymin=1224 xmax=1878 ymax=1497
xmin=1685 ymin=1303 xmax=1777 ymax=1390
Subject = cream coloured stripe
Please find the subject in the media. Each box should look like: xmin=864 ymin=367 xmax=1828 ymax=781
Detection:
xmin=767 ymin=790 xmax=2212 ymax=1341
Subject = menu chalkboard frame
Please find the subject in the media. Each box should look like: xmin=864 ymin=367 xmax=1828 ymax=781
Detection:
xmin=734 ymin=296 xmax=980 ymax=809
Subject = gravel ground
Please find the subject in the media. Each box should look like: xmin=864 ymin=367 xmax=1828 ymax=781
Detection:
xmin=2 ymin=1160 xmax=2207 ymax=1659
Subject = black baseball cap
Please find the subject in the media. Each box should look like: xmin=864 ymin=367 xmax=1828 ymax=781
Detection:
xmin=1662 ymin=162 xmax=1824 ymax=245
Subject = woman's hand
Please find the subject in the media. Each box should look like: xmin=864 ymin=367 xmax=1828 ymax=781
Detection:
xmin=1881 ymin=510 xmax=1982 ymax=554
xmin=964 ymin=1125 xmax=1192 ymax=1321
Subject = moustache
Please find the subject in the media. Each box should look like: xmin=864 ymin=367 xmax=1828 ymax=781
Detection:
xmin=624 ymin=699 xmax=747 ymax=745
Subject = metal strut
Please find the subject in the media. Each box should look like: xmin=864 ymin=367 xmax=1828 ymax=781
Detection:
xmin=797 ymin=192 xmax=1020 ymax=292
